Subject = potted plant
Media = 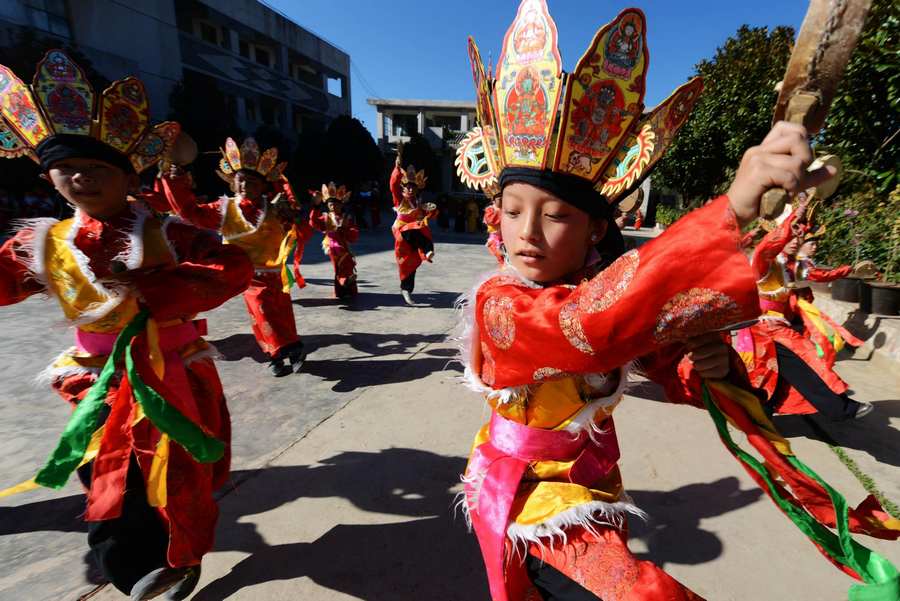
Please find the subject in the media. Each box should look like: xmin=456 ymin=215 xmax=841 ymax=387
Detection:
xmin=867 ymin=211 xmax=900 ymax=315
xmin=829 ymin=209 xmax=866 ymax=302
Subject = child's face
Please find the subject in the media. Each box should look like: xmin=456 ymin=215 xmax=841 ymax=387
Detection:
xmin=44 ymin=158 xmax=136 ymax=218
xmin=500 ymin=182 xmax=600 ymax=283
xmin=783 ymin=236 xmax=802 ymax=257
xmin=234 ymin=171 xmax=266 ymax=200
xmin=798 ymin=240 xmax=817 ymax=258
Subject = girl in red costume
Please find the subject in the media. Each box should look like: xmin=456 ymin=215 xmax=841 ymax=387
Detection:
xmin=0 ymin=51 xmax=252 ymax=599
xmin=309 ymin=182 xmax=360 ymax=299
xmin=390 ymin=155 xmax=438 ymax=305
xmin=156 ymin=137 xmax=308 ymax=377
xmin=454 ymin=4 xmax=897 ymax=600
xmin=740 ymin=201 xmax=872 ymax=420
xmin=791 ymin=231 xmax=864 ymax=365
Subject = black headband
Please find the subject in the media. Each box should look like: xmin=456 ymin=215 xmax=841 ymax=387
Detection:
xmin=499 ymin=167 xmax=611 ymax=219
xmin=36 ymin=134 xmax=135 ymax=174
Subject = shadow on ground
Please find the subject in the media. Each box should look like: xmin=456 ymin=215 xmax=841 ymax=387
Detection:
xmin=773 ymin=399 xmax=900 ymax=468
xmin=194 ymin=448 xmax=486 ymax=601
xmin=208 ymin=331 xmax=461 ymax=392
xmin=293 ymin=290 xmax=461 ymax=311
xmin=628 ymin=476 xmax=763 ymax=568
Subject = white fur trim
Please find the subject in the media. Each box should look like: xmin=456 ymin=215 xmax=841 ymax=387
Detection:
xmin=34 ymin=348 xmax=100 ymax=386
xmin=9 ymin=217 xmax=58 ymax=288
xmin=506 ymin=498 xmax=647 ymax=559
xmin=223 ymin=195 xmax=267 ymax=241
xmin=561 ymin=363 xmax=632 ymax=442
xmin=183 ymin=344 xmax=222 ymax=365
xmin=160 ymin=213 xmax=189 ymax=262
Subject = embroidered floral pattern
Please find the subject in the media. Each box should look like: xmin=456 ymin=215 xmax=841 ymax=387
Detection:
xmin=480 ymin=341 xmax=496 ymax=386
xmin=577 ymin=249 xmax=639 ymax=314
xmin=533 ymin=366 xmax=570 ymax=381
xmin=483 ymin=295 xmax=516 ymax=350
xmin=654 ymin=287 xmax=743 ymax=343
xmin=560 ymin=301 xmax=594 ymax=355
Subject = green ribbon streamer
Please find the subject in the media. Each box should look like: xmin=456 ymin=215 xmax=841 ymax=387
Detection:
xmin=284 ymin=241 xmax=297 ymax=289
xmin=701 ymin=384 xmax=898 ymax=600
xmin=35 ymin=310 xmax=224 ymax=489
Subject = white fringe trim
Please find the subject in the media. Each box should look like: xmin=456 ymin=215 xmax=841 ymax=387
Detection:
xmin=10 ymin=217 xmax=58 ymax=289
xmin=506 ymin=498 xmax=647 ymax=560
xmin=34 ymin=350 xmax=100 ymax=386
xmin=160 ymin=213 xmax=189 ymax=262
xmin=223 ymin=195 xmax=267 ymax=241
xmin=561 ymin=363 xmax=632 ymax=442
xmin=183 ymin=344 xmax=222 ymax=365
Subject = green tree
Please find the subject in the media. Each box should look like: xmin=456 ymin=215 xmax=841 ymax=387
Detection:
xmin=653 ymin=25 xmax=794 ymax=205
xmin=322 ymin=115 xmax=383 ymax=190
xmin=168 ymin=71 xmax=243 ymax=197
xmin=818 ymin=0 xmax=899 ymax=195
xmin=814 ymin=0 xmax=899 ymax=279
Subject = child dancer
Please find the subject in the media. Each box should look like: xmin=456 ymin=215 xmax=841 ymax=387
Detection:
xmin=309 ymin=182 xmax=360 ymax=299
xmin=156 ymin=138 xmax=307 ymax=376
xmin=454 ymin=4 xmax=897 ymax=600
xmin=741 ymin=200 xmax=872 ymax=420
xmin=0 ymin=51 xmax=252 ymax=599
xmin=390 ymin=154 xmax=438 ymax=305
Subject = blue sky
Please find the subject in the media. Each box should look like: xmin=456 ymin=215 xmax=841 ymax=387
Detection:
xmin=266 ymin=0 xmax=808 ymax=137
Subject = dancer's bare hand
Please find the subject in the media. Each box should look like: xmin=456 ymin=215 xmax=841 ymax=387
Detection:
xmin=685 ymin=332 xmax=731 ymax=379
xmin=726 ymin=122 xmax=836 ymax=228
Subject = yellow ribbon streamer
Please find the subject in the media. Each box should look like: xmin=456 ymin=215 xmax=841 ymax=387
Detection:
xmin=146 ymin=434 xmax=170 ymax=507
xmin=0 ymin=426 xmax=106 ymax=498
xmin=707 ymin=380 xmax=794 ymax=456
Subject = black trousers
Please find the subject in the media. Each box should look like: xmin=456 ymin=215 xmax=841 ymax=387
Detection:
xmin=77 ymin=456 xmax=169 ymax=594
xmin=774 ymin=342 xmax=861 ymax=420
xmin=401 ymin=229 xmax=433 ymax=256
xmin=526 ymin=555 xmax=601 ymax=600
xmin=399 ymin=230 xmax=433 ymax=293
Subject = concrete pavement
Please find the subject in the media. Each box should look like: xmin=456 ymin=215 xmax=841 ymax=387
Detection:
xmin=0 ymin=223 xmax=897 ymax=600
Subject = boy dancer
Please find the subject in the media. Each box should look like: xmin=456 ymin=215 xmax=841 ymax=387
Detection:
xmin=390 ymin=155 xmax=438 ymax=305
xmin=157 ymin=138 xmax=307 ymax=377
xmin=0 ymin=51 xmax=252 ymax=599
xmin=454 ymin=4 xmax=897 ymax=599
xmin=309 ymin=182 xmax=360 ymax=299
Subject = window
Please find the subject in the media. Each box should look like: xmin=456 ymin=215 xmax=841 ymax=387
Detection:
xmin=24 ymin=0 xmax=70 ymax=38
xmin=254 ymin=47 xmax=271 ymax=67
xmin=239 ymin=40 xmax=250 ymax=59
xmin=393 ymin=114 xmax=418 ymax=136
xmin=427 ymin=114 xmax=461 ymax=130
xmin=198 ymin=22 xmax=219 ymax=45
xmin=292 ymin=62 xmax=320 ymax=88
xmin=326 ymin=76 xmax=343 ymax=98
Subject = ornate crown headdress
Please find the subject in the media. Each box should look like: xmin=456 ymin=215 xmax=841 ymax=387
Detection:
xmin=321 ymin=181 xmax=351 ymax=203
xmin=455 ymin=0 xmax=703 ymax=209
xmin=0 ymin=49 xmax=180 ymax=173
xmin=217 ymin=136 xmax=286 ymax=183
xmin=400 ymin=164 xmax=427 ymax=191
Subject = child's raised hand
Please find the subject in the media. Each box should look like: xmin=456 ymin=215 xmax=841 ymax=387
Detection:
xmin=685 ymin=332 xmax=732 ymax=380
xmin=726 ymin=122 xmax=836 ymax=228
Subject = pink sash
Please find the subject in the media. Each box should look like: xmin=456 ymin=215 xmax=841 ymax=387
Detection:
xmin=465 ymin=411 xmax=620 ymax=601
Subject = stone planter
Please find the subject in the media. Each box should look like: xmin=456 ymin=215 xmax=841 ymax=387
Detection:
xmin=869 ymin=281 xmax=900 ymax=316
xmin=831 ymin=277 xmax=861 ymax=303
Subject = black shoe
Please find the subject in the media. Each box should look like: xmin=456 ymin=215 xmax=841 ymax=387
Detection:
xmin=166 ymin=565 xmax=201 ymax=600
xmin=288 ymin=348 xmax=307 ymax=373
xmin=129 ymin=566 xmax=193 ymax=601
xmin=269 ymin=357 xmax=292 ymax=377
